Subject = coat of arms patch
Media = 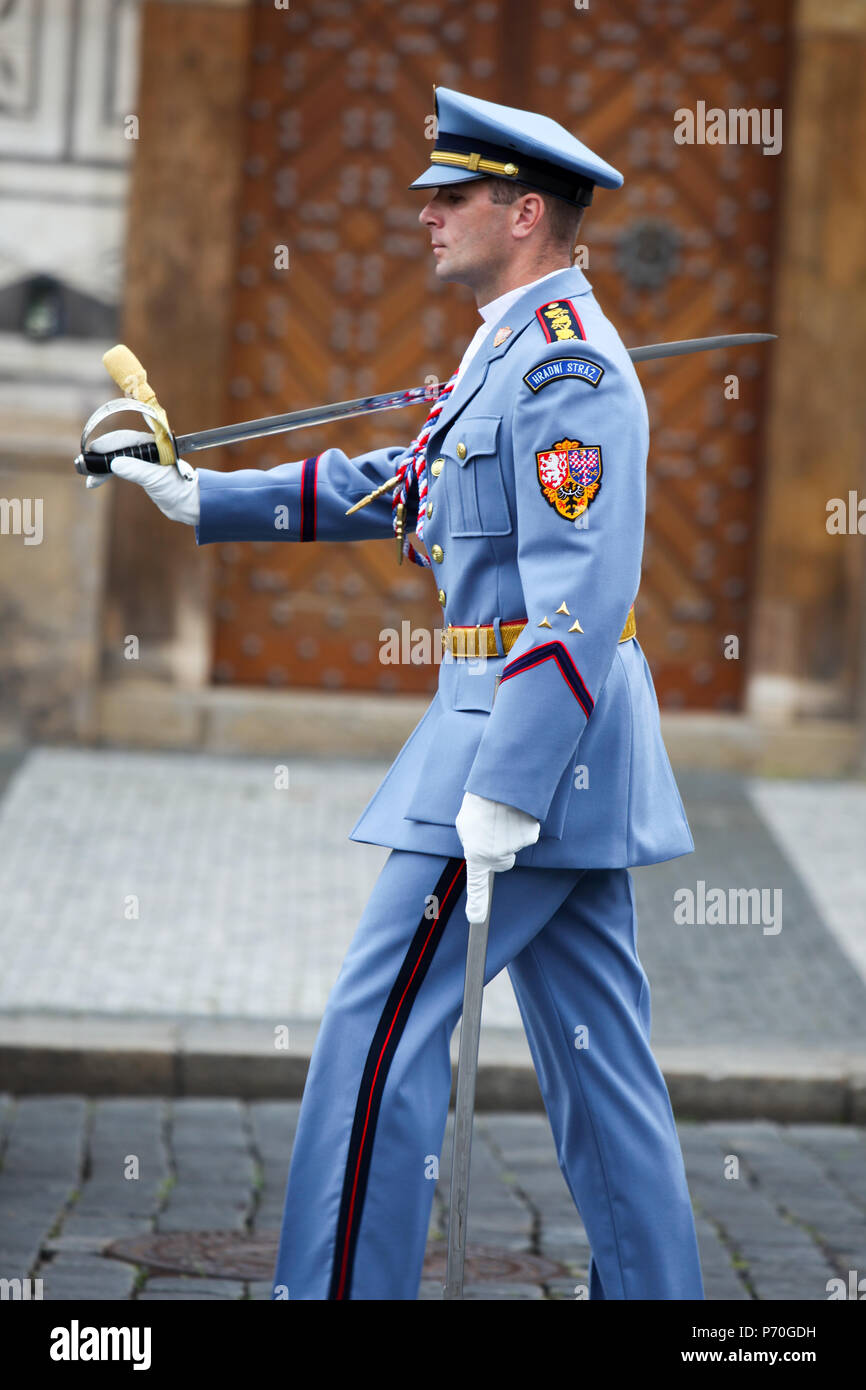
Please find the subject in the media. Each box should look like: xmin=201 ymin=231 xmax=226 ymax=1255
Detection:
xmin=535 ymin=439 xmax=603 ymax=521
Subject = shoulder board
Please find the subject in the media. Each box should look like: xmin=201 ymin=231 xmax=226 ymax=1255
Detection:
xmin=535 ymin=298 xmax=586 ymax=344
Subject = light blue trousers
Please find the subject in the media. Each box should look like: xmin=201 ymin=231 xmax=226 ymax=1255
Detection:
xmin=271 ymin=850 xmax=704 ymax=1300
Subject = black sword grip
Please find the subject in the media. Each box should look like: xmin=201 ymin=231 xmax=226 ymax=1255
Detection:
xmin=76 ymin=440 xmax=163 ymax=475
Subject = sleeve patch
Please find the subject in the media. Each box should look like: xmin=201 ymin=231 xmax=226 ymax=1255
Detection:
xmin=535 ymin=298 xmax=586 ymax=343
xmin=523 ymin=356 xmax=604 ymax=391
xmin=536 ymin=439 xmax=602 ymax=521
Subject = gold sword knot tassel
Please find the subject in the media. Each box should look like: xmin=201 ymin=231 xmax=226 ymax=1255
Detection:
xmin=101 ymin=344 xmax=176 ymax=471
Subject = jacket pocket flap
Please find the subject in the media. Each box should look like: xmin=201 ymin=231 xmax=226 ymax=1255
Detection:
xmin=445 ymin=415 xmax=500 ymax=466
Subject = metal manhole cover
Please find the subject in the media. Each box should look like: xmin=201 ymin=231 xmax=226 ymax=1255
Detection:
xmin=421 ymin=1244 xmax=567 ymax=1284
xmin=105 ymin=1231 xmax=569 ymax=1285
xmin=105 ymin=1231 xmax=280 ymax=1281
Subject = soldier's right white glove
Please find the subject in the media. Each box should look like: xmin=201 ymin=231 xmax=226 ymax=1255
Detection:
xmin=85 ymin=429 xmax=200 ymax=526
xmin=456 ymin=791 xmax=541 ymax=924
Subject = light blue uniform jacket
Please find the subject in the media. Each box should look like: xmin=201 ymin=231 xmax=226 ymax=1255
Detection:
xmin=194 ymin=266 xmax=694 ymax=869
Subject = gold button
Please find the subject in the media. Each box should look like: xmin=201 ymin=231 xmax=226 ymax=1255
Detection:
xmin=456 ymin=442 xmax=467 ymax=460
xmin=426 ymin=502 xmax=433 ymax=519
xmin=503 ymin=162 xmax=518 ymax=177
xmin=437 ymin=588 xmax=446 ymax=607
xmin=431 ymin=457 xmax=444 ymax=476
xmin=431 ymin=544 xmax=444 ymax=563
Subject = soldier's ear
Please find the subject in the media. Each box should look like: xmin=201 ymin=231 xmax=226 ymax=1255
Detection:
xmin=512 ymin=191 xmax=546 ymax=240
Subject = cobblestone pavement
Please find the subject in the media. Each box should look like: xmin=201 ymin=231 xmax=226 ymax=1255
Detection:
xmin=2 ymin=1094 xmax=865 ymax=1302
xmin=0 ymin=750 xmax=865 ymax=1049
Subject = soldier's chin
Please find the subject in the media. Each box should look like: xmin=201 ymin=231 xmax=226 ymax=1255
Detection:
xmin=433 ymin=254 xmax=465 ymax=282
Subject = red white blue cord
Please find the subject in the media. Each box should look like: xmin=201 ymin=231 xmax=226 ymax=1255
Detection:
xmin=390 ymin=371 xmax=458 ymax=566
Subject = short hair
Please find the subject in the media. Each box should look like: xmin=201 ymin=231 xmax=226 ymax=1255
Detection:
xmin=486 ymin=177 xmax=586 ymax=256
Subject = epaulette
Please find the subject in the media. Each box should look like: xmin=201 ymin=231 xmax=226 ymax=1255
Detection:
xmin=535 ymin=298 xmax=586 ymax=343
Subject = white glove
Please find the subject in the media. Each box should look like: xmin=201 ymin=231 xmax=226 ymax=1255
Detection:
xmin=455 ymin=791 xmax=541 ymax=924
xmin=85 ymin=429 xmax=200 ymax=526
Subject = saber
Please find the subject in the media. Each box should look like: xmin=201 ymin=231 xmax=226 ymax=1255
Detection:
xmin=74 ymin=333 xmax=775 ymax=479
xmin=627 ymin=333 xmax=775 ymax=361
xmin=445 ymin=870 xmax=494 ymax=1300
xmin=74 ymin=381 xmax=444 ymax=476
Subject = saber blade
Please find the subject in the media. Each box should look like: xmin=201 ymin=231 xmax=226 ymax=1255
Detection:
xmin=627 ymin=332 xmax=775 ymax=363
xmin=445 ymin=870 xmax=495 ymax=1301
xmin=175 ymin=385 xmax=440 ymax=455
xmin=176 ymin=334 xmax=775 ymax=452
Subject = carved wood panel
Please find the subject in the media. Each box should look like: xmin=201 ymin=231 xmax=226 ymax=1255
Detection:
xmin=212 ymin=0 xmax=791 ymax=709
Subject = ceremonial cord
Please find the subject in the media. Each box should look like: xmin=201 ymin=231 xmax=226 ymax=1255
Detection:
xmin=390 ymin=371 xmax=458 ymax=566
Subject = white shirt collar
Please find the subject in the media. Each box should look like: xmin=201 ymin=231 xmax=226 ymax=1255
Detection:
xmin=453 ymin=266 xmax=575 ymax=387
xmin=478 ymin=266 xmax=571 ymax=325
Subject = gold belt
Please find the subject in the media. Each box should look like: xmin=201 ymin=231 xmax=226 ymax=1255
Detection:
xmin=443 ymin=605 xmax=636 ymax=658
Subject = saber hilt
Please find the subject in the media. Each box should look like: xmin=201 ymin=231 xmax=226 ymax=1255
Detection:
xmin=74 ymin=389 xmax=195 ymax=482
xmin=75 ymin=439 xmax=163 ymax=475
xmin=74 ymin=345 xmax=193 ymax=479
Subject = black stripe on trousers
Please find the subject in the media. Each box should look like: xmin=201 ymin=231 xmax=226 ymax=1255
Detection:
xmin=328 ymin=856 xmax=467 ymax=1300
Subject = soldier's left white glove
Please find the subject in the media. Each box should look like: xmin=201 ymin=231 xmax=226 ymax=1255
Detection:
xmin=455 ymin=791 xmax=541 ymax=924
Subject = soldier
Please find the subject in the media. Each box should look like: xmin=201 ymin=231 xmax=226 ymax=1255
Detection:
xmin=85 ymin=87 xmax=705 ymax=1300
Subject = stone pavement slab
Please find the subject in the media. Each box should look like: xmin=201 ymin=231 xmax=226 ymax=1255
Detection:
xmin=1 ymin=752 xmax=866 ymax=1116
xmin=1 ymin=751 xmax=865 ymax=1052
xmin=630 ymin=770 xmax=866 ymax=1049
xmin=748 ymin=779 xmax=866 ymax=985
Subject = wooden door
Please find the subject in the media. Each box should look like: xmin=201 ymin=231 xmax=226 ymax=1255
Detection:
xmin=211 ymin=0 xmax=790 ymax=710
